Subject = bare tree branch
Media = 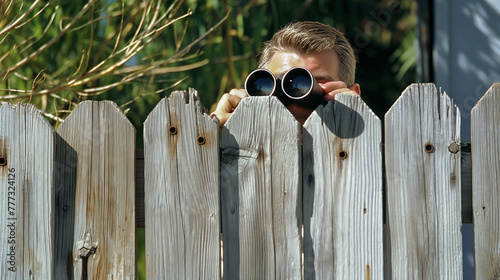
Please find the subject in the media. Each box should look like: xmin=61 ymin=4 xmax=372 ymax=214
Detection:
xmin=1 ymin=0 xmax=96 ymax=78
xmin=0 ymin=0 xmax=228 ymax=122
xmin=0 ymin=0 xmax=41 ymax=37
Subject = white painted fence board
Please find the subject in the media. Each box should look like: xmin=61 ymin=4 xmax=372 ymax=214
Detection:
xmin=220 ymin=96 xmax=302 ymax=279
xmin=0 ymin=103 xmax=54 ymax=279
xmin=385 ymin=83 xmax=462 ymax=279
xmin=144 ymin=89 xmax=220 ymax=279
xmin=471 ymin=83 xmax=500 ymax=279
xmin=302 ymin=93 xmax=383 ymax=279
xmin=57 ymin=101 xmax=136 ymax=279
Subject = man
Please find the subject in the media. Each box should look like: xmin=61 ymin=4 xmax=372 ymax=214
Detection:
xmin=211 ymin=21 xmax=361 ymax=126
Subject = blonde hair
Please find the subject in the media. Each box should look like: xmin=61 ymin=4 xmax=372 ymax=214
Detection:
xmin=258 ymin=21 xmax=356 ymax=86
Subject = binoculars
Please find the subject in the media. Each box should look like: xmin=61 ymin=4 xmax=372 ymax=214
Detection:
xmin=244 ymin=67 xmax=325 ymax=108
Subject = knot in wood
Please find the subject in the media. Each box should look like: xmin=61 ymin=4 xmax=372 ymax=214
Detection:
xmin=0 ymin=156 xmax=6 ymax=166
xmin=448 ymin=143 xmax=460 ymax=154
xmin=75 ymin=233 xmax=98 ymax=258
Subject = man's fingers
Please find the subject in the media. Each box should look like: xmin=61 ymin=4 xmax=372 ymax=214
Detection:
xmin=324 ymin=89 xmax=359 ymax=101
xmin=211 ymin=93 xmax=244 ymax=126
xmin=229 ymin=88 xmax=247 ymax=98
xmin=319 ymin=81 xmax=348 ymax=93
xmin=319 ymin=81 xmax=360 ymax=101
xmin=216 ymin=93 xmax=243 ymax=113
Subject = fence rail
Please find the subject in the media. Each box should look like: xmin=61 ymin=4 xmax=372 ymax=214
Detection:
xmin=0 ymin=83 xmax=498 ymax=279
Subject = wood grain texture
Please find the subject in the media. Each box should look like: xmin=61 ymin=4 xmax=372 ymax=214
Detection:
xmin=136 ymin=143 xmax=474 ymax=226
xmin=0 ymin=103 xmax=55 ymax=279
xmin=385 ymin=83 xmax=462 ymax=279
xmin=57 ymin=101 xmax=136 ymax=279
xmin=221 ymin=96 xmax=302 ymax=279
xmin=302 ymin=93 xmax=383 ymax=279
xmin=144 ymin=89 xmax=220 ymax=279
xmin=471 ymin=83 xmax=500 ymax=279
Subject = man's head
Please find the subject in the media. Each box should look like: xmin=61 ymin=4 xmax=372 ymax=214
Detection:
xmin=210 ymin=21 xmax=360 ymax=127
xmin=258 ymin=21 xmax=356 ymax=87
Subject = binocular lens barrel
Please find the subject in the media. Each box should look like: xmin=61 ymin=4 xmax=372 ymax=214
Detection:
xmin=245 ymin=69 xmax=277 ymax=96
xmin=245 ymin=67 xmax=324 ymax=108
xmin=281 ymin=67 xmax=314 ymax=98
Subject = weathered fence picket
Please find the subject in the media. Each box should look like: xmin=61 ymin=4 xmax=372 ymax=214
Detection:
xmin=57 ymin=101 xmax=136 ymax=279
xmin=0 ymin=103 xmax=55 ymax=279
xmin=144 ymin=89 xmax=221 ymax=279
xmin=220 ymin=96 xmax=302 ymax=279
xmin=385 ymin=84 xmax=462 ymax=279
xmin=471 ymin=83 xmax=500 ymax=279
xmin=303 ymin=93 xmax=383 ymax=279
xmin=1 ymin=82 xmax=500 ymax=279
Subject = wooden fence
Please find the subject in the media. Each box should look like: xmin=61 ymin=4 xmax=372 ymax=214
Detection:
xmin=0 ymin=83 xmax=498 ymax=279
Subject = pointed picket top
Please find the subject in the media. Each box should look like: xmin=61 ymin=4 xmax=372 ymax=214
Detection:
xmin=304 ymin=92 xmax=380 ymax=129
xmin=0 ymin=102 xmax=55 ymax=279
xmin=221 ymin=96 xmax=302 ymax=279
xmin=302 ymin=93 xmax=383 ymax=279
xmin=385 ymin=83 xmax=462 ymax=279
xmin=471 ymin=83 xmax=500 ymax=280
xmin=57 ymin=100 xmax=136 ymax=279
xmin=471 ymin=83 xmax=500 ymax=113
xmin=386 ymin=83 xmax=461 ymax=142
xmin=62 ymin=100 xmax=135 ymax=128
xmin=144 ymin=88 xmax=220 ymax=279
xmin=223 ymin=95 xmax=300 ymax=146
xmin=0 ymin=102 xmax=55 ymax=130
xmin=144 ymin=88 xmax=213 ymax=128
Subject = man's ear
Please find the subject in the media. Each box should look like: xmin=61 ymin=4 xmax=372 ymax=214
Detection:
xmin=349 ymin=83 xmax=361 ymax=95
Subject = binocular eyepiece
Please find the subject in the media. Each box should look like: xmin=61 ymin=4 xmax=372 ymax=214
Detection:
xmin=244 ymin=67 xmax=325 ymax=108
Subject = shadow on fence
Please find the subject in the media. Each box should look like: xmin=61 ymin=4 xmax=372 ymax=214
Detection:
xmin=54 ymin=134 xmax=77 ymax=279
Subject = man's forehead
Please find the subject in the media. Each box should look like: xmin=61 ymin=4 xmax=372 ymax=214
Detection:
xmin=267 ymin=51 xmax=340 ymax=81
xmin=267 ymin=52 xmax=303 ymax=74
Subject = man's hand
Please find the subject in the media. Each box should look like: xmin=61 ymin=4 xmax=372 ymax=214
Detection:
xmin=322 ymin=81 xmax=360 ymax=102
xmin=286 ymin=81 xmax=361 ymax=124
xmin=210 ymin=82 xmax=360 ymax=126
xmin=210 ymin=89 xmax=247 ymax=127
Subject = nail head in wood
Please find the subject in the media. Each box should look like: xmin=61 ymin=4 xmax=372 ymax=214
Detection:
xmin=424 ymin=143 xmax=434 ymax=153
xmin=338 ymin=150 xmax=348 ymax=160
xmin=169 ymin=126 xmax=177 ymax=135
